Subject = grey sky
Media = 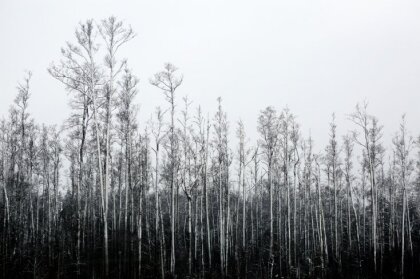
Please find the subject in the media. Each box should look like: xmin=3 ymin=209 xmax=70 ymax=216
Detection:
xmin=1 ymin=0 xmax=419 ymax=152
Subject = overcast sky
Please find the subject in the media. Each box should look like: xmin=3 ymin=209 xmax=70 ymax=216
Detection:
xmin=1 ymin=0 xmax=419 ymax=152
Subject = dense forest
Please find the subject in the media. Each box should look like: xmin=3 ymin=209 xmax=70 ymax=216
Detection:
xmin=1 ymin=17 xmax=420 ymax=279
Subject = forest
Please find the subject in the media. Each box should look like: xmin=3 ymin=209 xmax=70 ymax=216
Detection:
xmin=1 ymin=17 xmax=420 ymax=279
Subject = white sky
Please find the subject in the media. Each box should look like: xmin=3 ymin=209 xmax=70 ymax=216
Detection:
xmin=1 ymin=0 xmax=419 ymax=153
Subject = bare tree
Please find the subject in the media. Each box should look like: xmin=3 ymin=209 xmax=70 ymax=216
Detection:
xmin=258 ymin=106 xmax=280 ymax=278
xmin=350 ymin=102 xmax=382 ymax=273
xmin=150 ymin=63 xmax=183 ymax=277
xmin=393 ymin=115 xmax=414 ymax=278
xmin=150 ymin=107 xmax=166 ymax=278
xmin=325 ymin=114 xmax=340 ymax=261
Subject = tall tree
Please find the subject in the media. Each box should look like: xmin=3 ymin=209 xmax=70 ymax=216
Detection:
xmin=392 ymin=115 xmax=413 ymax=278
xmin=150 ymin=63 xmax=183 ymax=277
xmin=350 ymin=102 xmax=382 ymax=273
xmin=325 ymin=114 xmax=340 ymax=262
xmin=258 ymin=106 xmax=280 ymax=278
